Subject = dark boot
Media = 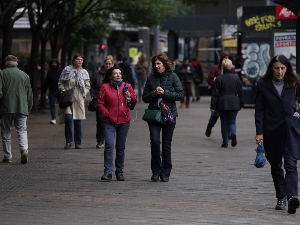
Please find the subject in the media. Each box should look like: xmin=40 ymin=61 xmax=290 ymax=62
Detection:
xmin=205 ymin=111 xmax=219 ymax=137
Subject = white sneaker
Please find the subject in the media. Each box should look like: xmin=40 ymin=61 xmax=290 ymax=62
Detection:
xmin=50 ymin=119 xmax=56 ymax=124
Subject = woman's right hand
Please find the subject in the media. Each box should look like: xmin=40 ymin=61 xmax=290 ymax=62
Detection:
xmin=255 ymin=134 xmax=263 ymax=144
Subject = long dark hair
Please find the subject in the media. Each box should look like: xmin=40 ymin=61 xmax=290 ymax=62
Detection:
xmin=260 ymin=55 xmax=300 ymax=88
xmin=150 ymin=52 xmax=173 ymax=73
xmin=102 ymin=66 xmax=124 ymax=84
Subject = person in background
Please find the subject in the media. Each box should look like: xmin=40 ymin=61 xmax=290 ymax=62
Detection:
xmin=90 ymin=55 xmax=114 ymax=148
xmin=58 ymin=53 xmax=90 ymax=150
xmin=135 ymin=54 xmax=149 ymax=102
xmin=142 ymin=52 xmax=184 ymax=182
xmin=205 ymin=52 xmax=235 ymax=137
xmin=191 ymin=57 xmax=204 ymax=102
xmin=176 ymin=57 xmax=195 ymax=108
xmin=87 ymin=56 xmax=98 ymax=77
xmin=119 ymin=56 xmax=135 ymax=89
xmin=210 ymin=59 xmax=243 ymax=148
xmin=42 ymin=59 xmax=63 ymax=124
xmin=0 ymin=55 xmax=33 ymax=164
xmin=255 ymin=55 xmax=300 ymax=214
xmin=97 ymin=66 xmax=137 ymax=181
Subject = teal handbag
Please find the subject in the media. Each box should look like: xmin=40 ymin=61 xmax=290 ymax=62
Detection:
xmin=142 ymin=109 xmax=162 ymax=123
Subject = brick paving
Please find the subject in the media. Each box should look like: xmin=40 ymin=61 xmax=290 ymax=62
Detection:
xmin=0 ymin=96 xmax=299 ymax=224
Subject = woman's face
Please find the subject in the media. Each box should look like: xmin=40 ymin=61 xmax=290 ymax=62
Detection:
xmin=74 ymin=56 xmax=83 ymax=68
xmin=272 ymin=62 xmax=287 ymax=80
xmin=104 ymin=60 xmax=114 ymax=72
xmin=110 ymin=69 xmax=122 ymax=83
xmin=154 ymin=60 xmax=165 ymax=73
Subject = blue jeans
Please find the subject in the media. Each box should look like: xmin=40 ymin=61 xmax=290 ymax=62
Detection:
xmin=148 ymin=119 xmax=176 ymax=178
xmin=103 ymin=122 xmax=130 ymax=174
xmin=138 ymin=78 xmax=147 ymax=102
xmin=48 ymin=91 xmax=59 ymax=120
xmin=65 ymin=114 xmax=82 ymax=144
xmin=219 ymin=110 xmax=238 ymax=144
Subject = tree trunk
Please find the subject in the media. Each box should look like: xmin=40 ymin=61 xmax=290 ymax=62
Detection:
xmin=1 ymin=19 xmax=14 ymax=70
xmin=40 ymin=38 xmax=47 ymax=109
xmin=29 ymin=31 xmax=40 ymax=112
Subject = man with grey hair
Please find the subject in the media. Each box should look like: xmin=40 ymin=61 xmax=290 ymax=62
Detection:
xmin=0 ymin=55 xmax=33 ymax=164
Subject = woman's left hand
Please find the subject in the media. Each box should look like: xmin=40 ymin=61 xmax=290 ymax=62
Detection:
xmin=124 ymin=91 xmax=131 ymax=98
xmin=210 ymin=109 xmax=215 ymax=113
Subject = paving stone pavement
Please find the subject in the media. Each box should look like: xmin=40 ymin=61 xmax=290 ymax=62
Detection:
xmin=0 ymin=96 xmax=299 ymax=225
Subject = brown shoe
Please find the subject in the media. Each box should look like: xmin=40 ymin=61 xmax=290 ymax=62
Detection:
xmin=21 ymin=150 xmax=28 ymax=164
xmin=179 ymin=103 xmax=185 ymax=108
xmin=186 ymin=105 xmax=190 ymax=108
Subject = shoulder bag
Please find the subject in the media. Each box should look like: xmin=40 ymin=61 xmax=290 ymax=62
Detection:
xmin=88 ymin=98 xmax=97 ymax=112
xmin=59 ymin=88 xmax=74 ymax=109
xmin=142 ymin=75 xmax=169 ymax=123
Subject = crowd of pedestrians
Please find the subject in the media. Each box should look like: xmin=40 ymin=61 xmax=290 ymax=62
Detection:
xmin=1 ymin=52 xmax=300 ymax=215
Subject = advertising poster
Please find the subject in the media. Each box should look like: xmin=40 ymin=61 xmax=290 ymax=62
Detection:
xmin=273 ymin=31 xmax=296 ymax=71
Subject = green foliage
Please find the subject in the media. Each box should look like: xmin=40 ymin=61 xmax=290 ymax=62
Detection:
xmin=111 ymin=0 xmax=178 ymax=27
xmin=68 ymin=11 xmax=111 ymax=50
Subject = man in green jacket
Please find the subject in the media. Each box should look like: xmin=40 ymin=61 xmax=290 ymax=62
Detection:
xmin=0 ymin=55 xmax=33 ymax=164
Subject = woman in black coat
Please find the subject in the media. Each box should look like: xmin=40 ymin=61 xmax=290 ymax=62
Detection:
xmin=210 ymin=59 xmax=243 ymax=148
xmin=255 ymin=55 xmax=300 ymax=214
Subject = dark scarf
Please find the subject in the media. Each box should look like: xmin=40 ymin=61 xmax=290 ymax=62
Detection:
xmin=110 ymin=79 xmax=123 ymax=89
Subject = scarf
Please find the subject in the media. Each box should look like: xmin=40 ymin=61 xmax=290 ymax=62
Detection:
xmin=59 ymin=65 xmax=90 ymax=97
xmin=110 ymin=79 xmax=123 ymax=89
xmin=156 ymin=98 xmax=174 ymax=124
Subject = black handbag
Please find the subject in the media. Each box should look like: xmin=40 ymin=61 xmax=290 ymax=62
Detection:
xmin=59 ymin=88 xmax=74 ymax=109
xmin=88 ymin=98 xmax=97 ymax=112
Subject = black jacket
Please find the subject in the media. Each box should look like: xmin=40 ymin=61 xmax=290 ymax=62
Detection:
xmin=255 ymin=79 xmax=300 ymax=162
xmin=211 ymin=69 xmax=244 ymax=110
xmin=90 ymin=66 xmax=105 ymax=99
xmin=119 ymin=62 xmax=135 ymax=89
xmin=142 ymin=71 xmax=184 ymax=117
xmin=42 ymin=59 xmax=63 ymax=94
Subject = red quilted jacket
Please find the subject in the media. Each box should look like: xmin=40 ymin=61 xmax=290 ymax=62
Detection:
xmin=97 ymin=82 xmax=137 ymax=124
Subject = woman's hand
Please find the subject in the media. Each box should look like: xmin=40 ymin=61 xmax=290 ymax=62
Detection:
xmin=210 ymin=109 xmax=215 ymax=113
xmin=154 ymin=86 xmax=164 ymax=95
xmin=255 ymin=134 xmax=263 ymax=144
xmin=124 ymin=91 xmax=131 ymax=98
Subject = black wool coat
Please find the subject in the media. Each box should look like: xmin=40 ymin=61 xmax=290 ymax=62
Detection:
xmin=255 ymin=78 xmax=300 ymax=162
xmin=210 ymin=70 xmax=244 ymax=111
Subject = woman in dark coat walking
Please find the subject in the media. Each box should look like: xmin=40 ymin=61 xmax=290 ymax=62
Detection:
xmin=210 ymin=59 xmax=243 ymax=147
xmin=255 ymin=55 xmax=300 ymax=214
xmin=142 ymin=52 xmax=184 ymax=182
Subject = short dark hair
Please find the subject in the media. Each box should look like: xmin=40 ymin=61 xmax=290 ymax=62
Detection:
xmin=103 ymin=66 xmax=125 ymax=84
xmin=72 ymin=53 xmax=85 ymax=65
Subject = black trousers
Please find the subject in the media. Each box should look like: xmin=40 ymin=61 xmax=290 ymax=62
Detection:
xmin=269 ymin=147 xmax=298 ymax=200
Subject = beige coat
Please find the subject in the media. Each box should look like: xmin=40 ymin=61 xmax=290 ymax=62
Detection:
xmin=58 ymin=78 xmax=90 ymax=120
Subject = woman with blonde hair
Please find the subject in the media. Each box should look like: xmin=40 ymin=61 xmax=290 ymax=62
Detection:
xmin=210 ymin=58 xmax=243 ymax=148
xmin=90 ymin=55 xmax=114 ymax=148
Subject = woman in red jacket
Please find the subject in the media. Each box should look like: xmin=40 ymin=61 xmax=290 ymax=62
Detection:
xmin=97 ymin=66 xmax=137 ymax=181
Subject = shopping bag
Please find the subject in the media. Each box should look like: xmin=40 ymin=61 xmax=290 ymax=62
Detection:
xmin=55 ymin=104 xmax=65 ymax=125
